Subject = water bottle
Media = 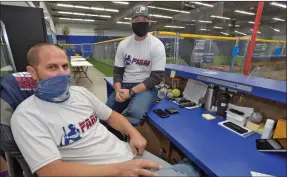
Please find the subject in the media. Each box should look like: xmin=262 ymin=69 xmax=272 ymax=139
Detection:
xmin=261 ymin=119 xmax=275 ymax=139
xmin=205 ymin=85 xmax=214 ymax=111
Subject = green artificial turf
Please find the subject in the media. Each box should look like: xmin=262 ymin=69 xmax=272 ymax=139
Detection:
xmin=87 ymin=59 xmax=114 ymax=76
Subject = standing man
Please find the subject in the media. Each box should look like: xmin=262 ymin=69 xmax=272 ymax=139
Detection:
xmin=107 ymin=5 xmax=166 ymax=120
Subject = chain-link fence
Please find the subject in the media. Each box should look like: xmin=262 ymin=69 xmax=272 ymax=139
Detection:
xmin=249 ymin=40 xmax=287 ymax=81
xmin=92 ymin=37 xmax=125 ymax=67
xmin=90 ymin=31 xmax=286 ymax=80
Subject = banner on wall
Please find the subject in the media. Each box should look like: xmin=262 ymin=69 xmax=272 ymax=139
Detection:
xmin=191 ymin=40 xmax=218 ymax=64
xmin=253 ymin=43 xmax=268 ymax=56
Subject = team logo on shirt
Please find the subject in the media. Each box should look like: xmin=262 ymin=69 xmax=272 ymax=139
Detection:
xmin=124 ymin=54 xmax=151 ymax=66
xmin=60 ymin=112 xmax=98 ymax=146
xmin=60 ymin=124 xmax=82 ymax=146
xmin=125 ymin=54 xmax=132 ymax=65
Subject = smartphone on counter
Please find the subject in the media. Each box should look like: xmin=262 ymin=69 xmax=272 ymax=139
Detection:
xmin=256 ymin=138 xmax=287 ymax=152
xmin=153 ymin=109 xmax=170 ymax=118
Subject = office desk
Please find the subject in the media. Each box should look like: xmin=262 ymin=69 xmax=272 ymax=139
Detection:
xmin=148 ymin=99 xmax=287 ymax=177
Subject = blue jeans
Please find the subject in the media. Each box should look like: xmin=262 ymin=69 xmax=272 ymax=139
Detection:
xmin=106 ymin=83 xmax=158 ymax=120
xmin=135 ymin=151 xmax=201 ymax=176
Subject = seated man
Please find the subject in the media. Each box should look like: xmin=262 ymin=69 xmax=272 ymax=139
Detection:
xmin=106 ymin=5 xmax=166 ymax=120
xmin=11 ymin=43 xmax=200 ymax=176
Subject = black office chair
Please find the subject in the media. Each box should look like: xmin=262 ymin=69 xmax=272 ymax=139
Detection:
xmin=0 ymin=72 xmax=36 ymax=177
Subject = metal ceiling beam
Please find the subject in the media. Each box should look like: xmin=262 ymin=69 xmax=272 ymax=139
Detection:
xmin=112 ymin=1 xmax=153 ymax=22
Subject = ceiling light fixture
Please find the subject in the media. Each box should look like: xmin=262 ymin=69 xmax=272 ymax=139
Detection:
xmin=213 ymin=26 xmax=223 ymax=29
xmin=164 ymin=25 xmax=185 ymax=29
xmin=100 ymin=15 xmax=112 ymax=18
xmin=234 ymin=10 xmax=255 ymax=15
xmin=59 ymin=17 xmax=94 ymax=22
xmin=105 ymin=8 xmax=119 ymax=12
xmin=273 ymin=17 xmax=285 ymax=21
xmin=74 ymin=5 xmax=90 ymax=9
xmin=56 ymin=3 xmax=74 ymax=8
xmin=113 ymin=1 xmax=129 ymax=5
xmin=86 ymin=14 xmax=111 ymax=18
xmin=117 ymin=21 xmax=130 ymax=25
xmin=58 ymin=11 xmax=111 ymax=18
xmin=228 ymin=24 xmax=240 ymax=27
xmin=83 ymin=19 xmax=95 ymax=22
xmin=270 ymin=27 xmax=280 ymax=32
xmin=235 ymin=31 xmax=247 ymax=35
xmin=270 ymin=2 xmax=286 ymax=9
xmin=248 ymin=21 xmax=255 ymax=24
xmin=59 ymin=17 xmax=72 ymax=20
xmin=147 ymin=6 xmax=190 ymax=14
xmin=90 ymin=7 xmax=105 ymax=11
xmin=250 ymin=29 xmax=261 ymax=34
xmin=150 ymin=14 xmax=172 ymax=19
xmin=87 ymin=14 xmax=99 ymax=17
xmin=199 ymin=29 xmax=211 ymax=31
xmin=73 ymin=12 xmax=86 ymax=16
xmin=198 ymin=20 xmax=212 ymax=23
xmin=191 ymin=2 xmax=214 ymax=7
xmin=58 ymin=11 xmax=72 ymax=14
xmin=221 ymin=32 xmax=229 ymax=36
xmin=210 ymin=15 xmax=230 ymax=20
xmin=56 ymin=4 xmax=119 ymax=12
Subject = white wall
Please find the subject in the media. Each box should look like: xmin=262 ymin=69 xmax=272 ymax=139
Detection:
xmin=56 ymin=23 xmax=133 ymax=36
xmin=39 ymin=2 xmax=55 ymax=33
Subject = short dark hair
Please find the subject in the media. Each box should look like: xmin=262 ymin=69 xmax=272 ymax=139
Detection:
xmin=27 ymin=43 xmax=63 ymax=67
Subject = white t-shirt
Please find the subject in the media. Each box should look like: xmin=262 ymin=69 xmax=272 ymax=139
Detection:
xmin=114 ymin=34 xmax=166 ymax=83
xmin=11 ymin=86 xmax=134 ymax=173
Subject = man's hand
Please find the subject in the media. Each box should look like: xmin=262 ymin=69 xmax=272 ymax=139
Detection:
xmin=119 ymin=89 xmax=131 ymax=100
xmin=118 ymin=159 xmax=162 ymax=177
xmin=129 ymin=133 xmax=147 ymax=155
xmin=116 ymin=90 xmax=126 ymax=103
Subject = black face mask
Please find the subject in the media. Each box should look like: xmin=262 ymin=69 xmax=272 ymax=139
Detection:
xmin=132 ymin=22 xmax=149 ymax=37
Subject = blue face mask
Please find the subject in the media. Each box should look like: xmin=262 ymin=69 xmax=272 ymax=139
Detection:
xmin=35 ymin=74 xmax=71 ymax=103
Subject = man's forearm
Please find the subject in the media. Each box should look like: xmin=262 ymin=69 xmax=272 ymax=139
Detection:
xmin=131 ymin=83 xmax=147 ymax=94
xmin=132 ymin=71 xmax=165 ymax=94
xmin=114 ymin=82 xmax=122 ymax=92
xmin=37 ymin=160 xmax=121 ymax=177
xmin=106 ymin=111 xmax=142 ymax=137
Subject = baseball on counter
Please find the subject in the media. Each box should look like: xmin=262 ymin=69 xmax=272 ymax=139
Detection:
xmin=167 ymin=92 xmax=174 ymax=99
xmin=172 ymin=88 xmax=181 ymax=97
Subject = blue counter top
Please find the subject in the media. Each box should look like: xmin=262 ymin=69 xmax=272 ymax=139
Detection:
xmin=148 ymin=99 xmax=287 ymax=176
xmin=165 ymin=64 xmax=286 ymax=103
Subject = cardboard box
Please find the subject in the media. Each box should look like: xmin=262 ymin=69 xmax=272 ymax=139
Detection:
xmin=135 ymin=121 xmax=171 ymax=160
xmin=273 ymin=119 xmax=286 ymax=139
xmin=169 ymin=147 xmax=184 ymax=164
xmin=273 ymin=119 xmax=287 ymax=149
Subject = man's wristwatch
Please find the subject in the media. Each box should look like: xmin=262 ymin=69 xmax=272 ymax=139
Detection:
xmin=129 ymin=88 xmax=136 ymax=97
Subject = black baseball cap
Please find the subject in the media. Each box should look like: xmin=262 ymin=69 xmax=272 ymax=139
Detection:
xmin=132 ymin=5 xmax=150 ymax=19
